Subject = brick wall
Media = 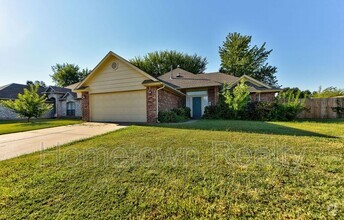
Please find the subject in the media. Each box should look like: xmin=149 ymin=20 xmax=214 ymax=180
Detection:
xmin=158 ymin=89 xmax=182 ymax=111
xmin=250 ymin=92 xmax=276 ymax=102
xmin=146 ymin=86 xmax=157 ymax=123
xmin=146 ymin=87 xmax=184 ymax=123
xmin=81 ymin=92 xmax=90 ymax=121
xmin=208 ymin=86 xmax=219 ymax=106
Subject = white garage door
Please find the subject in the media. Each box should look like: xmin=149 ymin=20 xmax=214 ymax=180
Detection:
xmin=90 ymin=90 xmax=147 ymax=122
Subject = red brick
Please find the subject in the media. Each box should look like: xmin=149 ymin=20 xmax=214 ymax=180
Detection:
xmin=146 ymin=86 xmax=158 ymax=123
xmin=208 ymin=86 xmax=220 ymax=106
xmin=250 ymin=92 xmax=276 ymax=102
xmin=81 ymin=92 xmax=90 ymax=121
xmin=158 ymin=89 xmax=183 ymax=111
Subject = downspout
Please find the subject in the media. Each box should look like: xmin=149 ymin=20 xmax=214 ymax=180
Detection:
xmin=156 ymin=84 xmax=165 ymax=123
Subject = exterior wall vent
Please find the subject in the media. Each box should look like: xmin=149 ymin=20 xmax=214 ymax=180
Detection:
xmin=111 ymin=62 xmax=118 ymax=70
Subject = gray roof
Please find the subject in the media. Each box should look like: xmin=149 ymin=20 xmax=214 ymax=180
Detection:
xmin=158 ymin=68 xmax=279 ymax=92
xmin=158 ymin=68 xmax=222 ymax=89
xmin=45 ymin=86 xmax=73 ymax=94
xmin=44 ymin=86 xmax=78 ymax=99
xmin=200 ymin=72 xmax=239 ymax=84
xmin=0 ymin=83 xmax=78 ymax=100
xmin=0 ymin=83 xmax=46 ymax=100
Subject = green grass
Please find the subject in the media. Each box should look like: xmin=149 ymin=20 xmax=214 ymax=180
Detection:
xmin=159 ymin=119 xmax=344 ymax=138
xmin=0 ymin=120 xmax=343 ymax=219
xmin=0 ymin=119 xmax=83 ymax=135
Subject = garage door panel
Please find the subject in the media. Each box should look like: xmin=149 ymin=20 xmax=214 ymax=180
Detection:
xmin=90 ymin=90 xmax=147 ymax=122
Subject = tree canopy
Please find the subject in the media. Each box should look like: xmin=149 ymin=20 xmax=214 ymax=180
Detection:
xmin=312 ymin=86 xmax=344 ymax=98
xmin=129 ymin=50 xmax=207 ymax=77
xmin=0 ymin=84 xmax=52 ymax=122
xmin=281 ymin=87 xmax=312 ymax=99
xmin=219 ymin=32 xmax=278 ymax=87
xmin=26 ymin=80 xmax=47 ymax=87
xmin=50 ymin=63 xmax=90 ymax=87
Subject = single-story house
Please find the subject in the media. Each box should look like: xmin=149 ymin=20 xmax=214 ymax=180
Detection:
xmin=0 ymin=83 xmax=82 ymax=119
xmin=74 ymin=51 xmax=280 ymax=123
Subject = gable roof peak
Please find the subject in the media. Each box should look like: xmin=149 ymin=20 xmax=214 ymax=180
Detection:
xmin=75 ymin=51 xmax=158 ymax=91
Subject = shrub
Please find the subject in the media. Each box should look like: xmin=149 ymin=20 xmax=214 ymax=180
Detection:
xmin=275 ymin=90 xmax=307 ymax=121
xmin=331 ymin=99 xmax=344 ymax=118
xmin=171 ymin=107 xmax=191 ymax=119
xmin=203 ymin=103 xmax=235 ymax=119
xmin=243 ymin=101 xmax=278 ymax=121
xmin=204 ymin=90 xmax=307 ymax=121
xmin=158 ymin=107 xmax=191 ymax=123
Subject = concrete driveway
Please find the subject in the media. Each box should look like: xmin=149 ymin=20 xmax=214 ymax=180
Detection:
xmin=0 ymin=122 xmax=127 ymax=161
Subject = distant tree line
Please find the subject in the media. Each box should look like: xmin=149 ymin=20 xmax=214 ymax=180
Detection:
xmin=281 ymin=86 xmax=344 ymax=98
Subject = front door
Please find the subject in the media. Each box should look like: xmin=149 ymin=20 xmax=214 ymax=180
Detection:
xmin=192 ymin=97 xmax=202 ymax=119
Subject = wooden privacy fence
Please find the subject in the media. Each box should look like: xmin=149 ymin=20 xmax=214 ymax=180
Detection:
xmin=298 ymin=97 xmax=344 ymax=119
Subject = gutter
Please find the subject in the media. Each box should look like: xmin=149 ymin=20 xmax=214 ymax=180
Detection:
xmin=156 ymin=84 xmax=166 ymax=123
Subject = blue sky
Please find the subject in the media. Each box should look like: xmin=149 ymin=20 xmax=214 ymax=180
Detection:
xmin=0 ymin=0 xmax=343 ymax=91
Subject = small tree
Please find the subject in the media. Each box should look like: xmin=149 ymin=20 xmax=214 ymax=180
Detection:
xmin=0 ymin=84 xmax=52 ymax=122
xmin=223 ymin=79 xmax=250 ymax=117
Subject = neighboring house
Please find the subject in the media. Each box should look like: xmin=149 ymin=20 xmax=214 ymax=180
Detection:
xmin=42 ymin=85 xmax=82 ymax=118
xmin=0 ymin=83 xmax=82 ymax=120
xmin=75 ymin=51 xmax=280 ymax=123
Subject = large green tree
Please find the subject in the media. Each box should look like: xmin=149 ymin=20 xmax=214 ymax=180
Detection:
xmin=50 ymin=63 xmax=90 ymax=87
xmin=130 ymin=50 xmax=208 ymax=77
xmin=219 ymin=32 xmax=278 ymax=87
xmin=0 ymin=84 xmax=52 ymax=122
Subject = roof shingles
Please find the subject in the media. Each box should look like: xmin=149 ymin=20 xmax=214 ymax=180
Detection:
xmin=158 ymin=68 xmax=280 ymax=92
xmin=0 ymin=83 xmax=46 ymax=100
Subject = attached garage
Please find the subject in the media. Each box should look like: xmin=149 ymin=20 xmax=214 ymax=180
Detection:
xmin=90 ymin=90 xmax=146 ymax=122
xmin=75 ymin=51 xmax=185 ymax=123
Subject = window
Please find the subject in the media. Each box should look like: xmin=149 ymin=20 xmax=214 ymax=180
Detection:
xmin=66 ymin=102 xmax=75 ymax=116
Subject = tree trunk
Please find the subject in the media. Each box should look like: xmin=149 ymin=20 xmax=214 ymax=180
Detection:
xmin=27 ymin=117 xmax=30 ymax=122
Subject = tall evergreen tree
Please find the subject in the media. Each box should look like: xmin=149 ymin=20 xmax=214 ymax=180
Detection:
xmin=219 ymin=32 xmax=278 ymax=87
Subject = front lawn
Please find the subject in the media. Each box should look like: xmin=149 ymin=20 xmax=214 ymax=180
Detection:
xmin=159 ymin=119 xmax=344 ymax=138
xmin=0 ymin=119 xmax=83 ymax=135
xmin=0 ymin=120 xmax=343 ymax=218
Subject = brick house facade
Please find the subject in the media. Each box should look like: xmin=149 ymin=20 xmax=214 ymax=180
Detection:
xmin=75 ymin=51 xmax=280 ymax=123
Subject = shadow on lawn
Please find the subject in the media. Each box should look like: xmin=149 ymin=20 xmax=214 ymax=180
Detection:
xmin=153 ymin=120 xmax=338 ymax=138
xmin=295 ymin=118 xmax=344 ymax=124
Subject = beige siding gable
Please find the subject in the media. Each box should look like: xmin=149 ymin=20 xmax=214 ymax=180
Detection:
xmin=85 ymin=56 xmax=149 ymax=94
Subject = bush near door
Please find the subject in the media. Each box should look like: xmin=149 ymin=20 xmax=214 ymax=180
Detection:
xmin=158 ymin=107 xmax=191 ymax=123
